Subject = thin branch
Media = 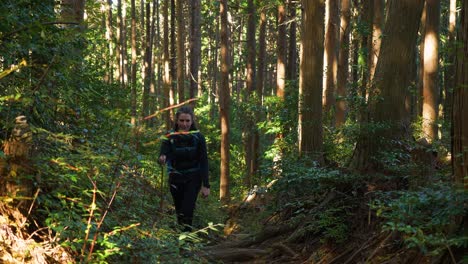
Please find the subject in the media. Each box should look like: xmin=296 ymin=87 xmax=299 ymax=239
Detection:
xmin=143 ymin=97 xmax=199 ymax=120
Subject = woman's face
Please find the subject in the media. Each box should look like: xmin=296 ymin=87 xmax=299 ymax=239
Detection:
xmin=177 ymin=113 xmax=193 ymax=132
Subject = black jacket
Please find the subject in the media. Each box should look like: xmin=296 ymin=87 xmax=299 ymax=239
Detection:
xmin=160 ymin=130 xmax=209 ymax=188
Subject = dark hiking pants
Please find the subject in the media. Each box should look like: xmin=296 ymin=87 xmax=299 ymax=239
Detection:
xmin=169 ymin=178 xmax=201 ymax=231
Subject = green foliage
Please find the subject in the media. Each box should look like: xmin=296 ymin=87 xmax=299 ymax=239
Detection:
xmin=372 ymin=184 xmax=468 ymax=256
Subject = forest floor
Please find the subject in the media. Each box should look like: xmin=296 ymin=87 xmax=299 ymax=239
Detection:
xmin=191 ymin=180 xmax=463 ymax=264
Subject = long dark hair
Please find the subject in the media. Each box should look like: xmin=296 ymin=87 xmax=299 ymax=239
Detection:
xmin=174 ymin=106 xmax=198 ymax=131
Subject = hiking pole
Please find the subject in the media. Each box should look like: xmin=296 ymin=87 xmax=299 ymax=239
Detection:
xmin=159 ymin=163 xmax=165 ymax=212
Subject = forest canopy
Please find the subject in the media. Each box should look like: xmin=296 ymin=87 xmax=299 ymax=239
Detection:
xmin=0 ymin=0 xmax=467 ymax=263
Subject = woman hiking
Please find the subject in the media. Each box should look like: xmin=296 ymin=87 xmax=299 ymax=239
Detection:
xmin=159 ymin=106 xmax=210 ymax=231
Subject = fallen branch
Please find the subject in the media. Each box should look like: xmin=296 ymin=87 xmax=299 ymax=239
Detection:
xmin=143 ymin=98 xmax=199 ymax=120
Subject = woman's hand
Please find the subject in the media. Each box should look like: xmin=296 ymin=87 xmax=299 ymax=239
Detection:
xmin=200 ymin=186 xmax=210 ymax=198
xmin=158 ymin=155 xmax=166 ymax=164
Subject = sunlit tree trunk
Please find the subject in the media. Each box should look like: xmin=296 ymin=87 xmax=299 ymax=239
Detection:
xmin=163 ymin=0 xmax=171 ymax=130
xmin=142 ymin=1 xmax=152 ymax=120
xmin=417 ymin=4 xmax=426 ymax=119
xmin=298 ymin=0 xmax=325 ymax=163
xmin=169 ymin=0 xmax=175 ymax=106
xmin=336 ymin=0 xmax=351 ymax=127
xmin=323 ymin=0 xmax=339 ymax=125
xmin=351 ymin=0 xmax=424 ymax=171
xmin=121 ymin=0 xmax=128 ymax=88
xmin=219 ymin=0 xmax=231 ymax=204
xmin=148 ymin=0 xmax=158 ymax=125
xmin=104 ymin=0 xmax=114 ymax=84
xmin=453 ymin=0 xmax=468 ymax=189
xmin=369 ymin=0 xmax=384 ymax=82
xmin=444 ymin=0 xmax=457 ymax=124
xmin=61 ymin=0 xmax=85 ymax=24
xmin=276 ymin=3 xmax=287 ymax=99
xmin=243 ymin=0 xmax=257 ymax=187
xmin=258 ymin=9 xmax=266 ymax=103
xmin=287 ymin=0 xmax=297 ymax=84
xmin=116 ymin=0 xmax=122 ymax=86
xmin=130 ymin=0 xmax=137 ymax=125
xmin=176 ymin=0 xmax=185 ymax=102
xmin=189 ymin=0 xmax=201 ymax=99
xmin=422 ymin=0 xmax=440 ymax=143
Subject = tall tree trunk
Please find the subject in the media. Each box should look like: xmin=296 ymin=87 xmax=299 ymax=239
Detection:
xmin=219 ymin=0 xmax=231 ymax=204
xmin=244 ymin=0 xmax=257 ymax=187
xmin=369 ymin=0 xmax=384 ymax=82
xmin=257 ymin=9 xmax=266 ymax=101
xmin=163 ymin=0 xmax=172 ymax=129
xmin=336 ymin=0 xmax=351 ymax=127
xmin=287 ymin=0 xmax=297 ymax=84
xmin=189 ymin=0 xmax=201 ymax=99
xmin=105 ymin=0 xmax=114 ymax=84
xmin=453 ymin=0 xmax=468 ymax=189
xmin=351 ymin=0 xmax=424 ymax=171
xmin=116 ymin=0 xmax=122 ymax=87
xmin=61 ymin=0 xmax=86 ymax=24
xmin=176 ymin=0 xmax=185 ymax=102
xmin=422 ymin=0 xmax=440 ymax=142
xmin=142 ymin=1 xmax=152 ymax=120
xmin=130 ymin=0 xmax=137 ymax=125
xmin=443 ymin=0 xmax=457 ymax=123
xmin=149 ymin=0 xmax=158 ymax=126
xmin=276 ymin=3 xmax=287 ymax=99
xmin=298 ymin=0 xmax=325 ymax=163
xmin=417 ymin=4 xmax=427 ymax=119
xmin=444 ymin=0 xmax=457 ymax=124
xmin=170 ymin=0 xmax=176 ymax=106
xmin=322 ymin=0 xmax=339 ymax=125
xmin=121 ymin=0 xmax=128 ymax=87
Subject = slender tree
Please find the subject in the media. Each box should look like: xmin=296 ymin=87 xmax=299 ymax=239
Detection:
xmin=323 ymin=0 xmax=339 ymax=124
xmin=422 ymin=0 xmax=440 ymax=142
xmin=219 ymin=0 xmax=231 ymax=203
xmin=163 ymin=0 xmax=171 ymax=129
xmin=104 ymin=0 xmax=114 ymax=84
xmin=287 ymin=0 xmax=297 ymax=84
xmin=176 ymin=0 xmax=185 ymax=102
xmin=276 ymin=3 xmax=287 ymax=98
xmin=369 ymin=0 xmax=384 ymax=82
xmin=453 ymin=0 xmax=468 ymax=189
xmin=257 ymin=8 xmax=266 ymax=101
xmin=336 ymin=0 xmax=351 ymax=127
xmin=298 ymin=0 xmax=325 ymax=163
xmin=189 ymin=0 xmax=201 ymax=99
xmin=130 ymin=0 xmax=137 ymax=125
xmin=244 ymin=0 xmax=257 ymax=187
xmin=444 ymin=0 xmax=457 ymax=124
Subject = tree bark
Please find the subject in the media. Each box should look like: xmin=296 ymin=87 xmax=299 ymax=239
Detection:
xmin=422 ymin=0 xmax=440 ymax=143
xmin=244 ymin=0 xmax=257 ymax=187
xmin=336 ymin=0 xmax=351 ymax=127
xmin=298 ymin=0 xmax=325 ymax=163
xmin=176 ymin=0 xmax=185 ymax=103
xmin=189 ymin=0 xmax=201 ymax=99
xmin=351 ymin=0 xmax=425 ymax=171
xmin=444 ymin=0 xmax=457 ymax=125
xmin=276 ymin=3 xmax=287 ymax=99
xmin=104 ymin=0 xmax=114 ymax=84
xmin=287 ymin=1 xmax=297 ymax=84
xmin=369 ymin=0 xmax=384 ymax=82
xmin=322 ymin=0 xmax=339 ymax=124
xmin=130 ymin=0 xmax=137 ymax=125
xmin=163 ymin=0 xmax=172 ymax=130
xmin=219 ymin=0 xmax=231 ymax=204
xmin=453 ymin=0 xmax=468 ymax=189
